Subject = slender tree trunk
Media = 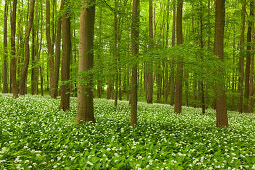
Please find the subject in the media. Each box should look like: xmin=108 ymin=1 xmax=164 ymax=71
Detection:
xmin=237 ymin=0 xmax=246 ymax=113
xmin=232 ymin=28 xmax=236 ymax=110
xmin=11 ymin=0 xmax=18 ymax=98
xmin=184 ymin=71 xmax=189 ymax=106
xmin=97 ymin=7 xmax=103 ymax=98
xmin=214 ymin=0 xmax=228 ymax=128
xmin=46 ymin=0 xmax=54 ymax=97
xmin=20 ymin=0 xmax=35 ymax=95
xmin=174 ymin=0 xmax=183 ymax=114
xmin=170 ymin=2 xmax=176 ymax=106
xmin=244 ymin=0 xmax=253 ymax=113
xmin=60 ymin=0 xmax=71 ymax=111
xmin=52 ymin=1 xmax=64 ymax=98
xmin=249 ymin=24 xmax=255 ymax=112
xmin=38 ymin=0 xmax=44 ymax=96
xmin=76 ymin=0 xmax=96 ymax=123
xmin=200 ymin=0 xmax=205 ymax=114
xmin=131 ymin=0 xmax=139 ymax=127
xmin=3 ymin=1 xmax=8 ymax=93
xmin=31 ymin=17 xmax=36 ymax=95
xmin=164 ymin=1 xmax=170 ymax=104
xmin=114 ymin=0 xmax=118 ymax=107
xmin=147 ymin=0 xmax=153 ymax=104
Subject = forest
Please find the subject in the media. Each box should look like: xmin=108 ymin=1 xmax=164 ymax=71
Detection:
xmin=0 ymin=0 xmax=255 ymax=169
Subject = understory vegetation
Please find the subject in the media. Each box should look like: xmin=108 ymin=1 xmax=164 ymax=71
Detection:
xmin=1 ymin=94 xmax=255 ymax=169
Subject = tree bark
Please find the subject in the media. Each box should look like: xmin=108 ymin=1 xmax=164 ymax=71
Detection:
xmin=20 ymin=0 xmax=35 ymax=95
xmin=147 ymin=0 xmax=153 ymax=104
xmin=170 ymin=2 xmax=176 ymax=106
xmin=46 ymin=0 xmax=54 ymax=97
xmin=237 ymin=0 xmax=246 ymax=113
xmin=38 ymin=0 xmax=44 ymax=96
xmin=60 ymin=0 xmax=71 ymax=111
xmin=214 ymin=0 xmax=228 ymax=128
xmin=11 ymin=0 xmax=18 ymax=98
xmin=249 ymin=16 xmax=255 ymax=112
xmin=97 ymin=7 xmax=103 ymax=98
xmin=52 ymin=1 xmax=64 ymax=98
xmin=2 ymin=1 xmax=8 ymax=93
xmin=200 ymin=0 xmax=205 ymax=114
xmin=174 ymin=0 xmax=183 ymax=114
xmin=76 ymin=0 xmax=96 ymax=123
xmin=114 ymin=0 xmax=118 ymax=107
xmin=31 ymin=15 xmax=36 ymax=95
xmin=244 ymin=0 xmax=254 ymax=113
xmin=131 ymin=0 xmax=139 ymax=127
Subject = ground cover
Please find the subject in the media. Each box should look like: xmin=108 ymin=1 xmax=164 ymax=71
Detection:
xmin=0 ymin=94 xmax=255 ymax=169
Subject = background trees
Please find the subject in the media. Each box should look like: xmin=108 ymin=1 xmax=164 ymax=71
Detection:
xmin=1 ymin=0 xmax=255 ymax=126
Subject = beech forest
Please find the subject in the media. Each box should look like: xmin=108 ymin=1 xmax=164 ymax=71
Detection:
xmin=0 ymin=0 xmax=255 ymax=169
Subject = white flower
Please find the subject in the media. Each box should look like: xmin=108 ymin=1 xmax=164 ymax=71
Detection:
xmin=87 ymin=161 xmax=93 ymax=166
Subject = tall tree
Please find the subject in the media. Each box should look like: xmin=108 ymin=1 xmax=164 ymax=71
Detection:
xmin=199 ymin=0 xmax=205 ymax=114
xmin=214 ymin=0 xmax=228 ymax=128
xmin=10 ymin=0 xmax=18 ymax=98
xmin=170 ymin=1 xmax=176 ymax=106
xmin=147 ymin=0 xmax=153 ymax=104
xmin=131 ymin=0 xmax=140 ymax=126
xmin=164 ymin=0 xmax=170 ymax=104
xmin=114 ymin=0 xmax=119 ymax=107
xmin=174 ymin=0 xmax=183 ymax=114
xmin=2 ymin=0 xmax=8 ymax=93
xmin=60 ymin=0 xmax=71 ymax=111
xmin=97 ymin=7 xmax=103 ymax=98
xmin=237 ymin=0 xmax=246 ymax=113
xmin=20 ymin=0 xmax=35 ymax=95
xmin=46 ymin=0 xmax=55 ymax=97
xmin=76 ymin=0 xmax=96 ymax=123
xmin=52 ymin=1 xmax=64 ymax=99
xmin=244 ymin=0 xmax=254 ymax=113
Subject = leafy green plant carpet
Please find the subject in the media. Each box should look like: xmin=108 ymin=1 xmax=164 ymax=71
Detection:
xmin=1 ymin=94 xmax=255 ymax=169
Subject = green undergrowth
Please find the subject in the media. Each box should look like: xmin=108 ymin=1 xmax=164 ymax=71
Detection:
xmin=0 ymin=94 xmax=255 ymax=169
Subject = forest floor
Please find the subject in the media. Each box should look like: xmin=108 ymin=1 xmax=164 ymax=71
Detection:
xmin=1 ymin=94 xmax=255 ymax=169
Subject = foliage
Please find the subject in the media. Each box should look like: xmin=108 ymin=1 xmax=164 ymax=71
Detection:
xmin=1 ymin=94 xmax=255 ymax=169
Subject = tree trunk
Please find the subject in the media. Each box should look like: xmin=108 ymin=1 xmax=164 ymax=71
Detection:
xmin=174 ymin=0 xmax=183 ymax=114
xmin=11 ymin=0 xmax=18 ymax=98
xmin=164 ymin=1 xmax=170 ymax=104
xmin=170 ymin=2 xmax=176 ymax=106
xmin=20 ymin=0 xmax=35 ymax=95
xmin=237 ymin=0 xmax=246 ymax=113
xmin=131 ymin=0 xmax=139 ymax=127
xmin=200 ymin=0 xmax=205 ymax=114
xmin=46 ymin=0 xmax=54 ymax=97
xmin=184 ymin=71 xmax=189 ymax=106
xmin=214 ymin=0 xmax=228 ymax=128
xmin=52 ymin=1 xmax=64 ymax=98
xmin=31 ymin=16 xmax=36 ymax=95
xmin=38 ymin=0 xmax=44 ymax=96
xmin=232 ymin=28 xmax=236 ymax=110
xmin=76 ymin=0 xmax=96 ymax=123
xmin=2 ymin=1 xmax=8 ymax=93
xmin=249 ymin=23 xmax=255 ymax=112
xmin=244 ymin=0 xmax=254 ymax=113
xmin=97 ymin=7 xmax=103 ymax=98
xmin=114 ymin=0 xmax=118 ymax=107
xmin=147 ymin=0 xmax=153 ymax=104
xmin=60 ymin=0 xmax=71 ymax=111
